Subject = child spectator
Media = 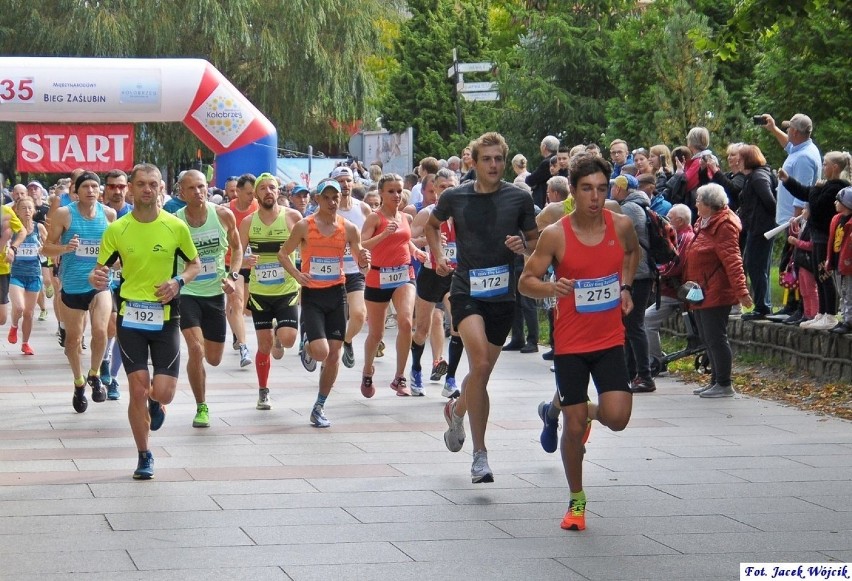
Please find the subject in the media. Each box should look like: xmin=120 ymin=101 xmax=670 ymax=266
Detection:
xmin=825 ymin=186 xmax=852 ymax=334
xmin=788 ymin=211 xmax=819 ymax=327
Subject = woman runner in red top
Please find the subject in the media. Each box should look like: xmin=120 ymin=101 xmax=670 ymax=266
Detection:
xmin=360 ymin=174 xmax=427 ymax=397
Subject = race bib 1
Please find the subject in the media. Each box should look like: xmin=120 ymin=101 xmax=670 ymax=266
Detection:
xmin=310 ymin=257 xmax=341 ymax=280
xmin=469 ymin=264 xmax=509 ymax=298
xmin=196 ymin=255 xmax=218 ymax=281
xmin=75 ymin=239 xmax=100 ymax=259
xmin=256 ymin=262 xmax=285 ymax=285
xmin=574 ymin=273 xmax=620 ymax=313
xmin=122 ymin=301 xmax=164 ymax=331
xmin=379 ymin=265 xmax=409 ymax=289
xmin=17 ymin=242 xmax=39 ymax=259
xmin=443 ymin=242 xmax=458 ymax=265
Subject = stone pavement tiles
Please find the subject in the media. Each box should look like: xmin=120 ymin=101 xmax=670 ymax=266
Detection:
xmin=0 ymin=315 xmax=849 ymax=579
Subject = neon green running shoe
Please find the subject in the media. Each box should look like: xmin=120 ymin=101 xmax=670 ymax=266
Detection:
xmin=192 ymin=403 xmax=210 ymax=428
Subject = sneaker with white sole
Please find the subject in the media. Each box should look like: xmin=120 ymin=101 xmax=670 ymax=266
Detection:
xmin=256 ymin=388 xmax=272 ymax=410
xmin=810 ymin=313 xmax=838 ymax=330
xmin=443 ymin=399 xmax=465 ymax=452
xmin=410 ymin=369 xmax=424 ymax=396
xmin=441 ymin=377 xmax=460 ymax=399
xmin=241 ymin=343 xmax=255 ymax=366
xmin=300 ymin=333 xmax=317 ymax=372
xmin=471 ymin=449 xmax=494 ymax=483
xmin=310 ymin=405 xmax=331 ymax=428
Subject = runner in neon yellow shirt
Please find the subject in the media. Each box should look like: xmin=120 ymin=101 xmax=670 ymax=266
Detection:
xmin=90 ymin=163 xmax=201 ymax=480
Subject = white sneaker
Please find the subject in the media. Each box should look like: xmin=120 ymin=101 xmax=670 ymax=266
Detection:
xmin=471 ymin=450 xmax=494 ymax=483
xmin=810 ymin=313 xmax=837 ymax=330
xmin=443 ymin=400 xmax=465 ymax=452
xmin=799 ymin=314 xmax=822 ymax=329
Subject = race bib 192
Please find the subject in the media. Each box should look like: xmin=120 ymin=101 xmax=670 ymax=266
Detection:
xmin=122 ymin=301 xmax=165 ymax=331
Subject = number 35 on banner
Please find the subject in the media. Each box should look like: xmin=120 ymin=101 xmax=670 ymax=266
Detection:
xmin=0 ymin=78 xmax=35 ymax=103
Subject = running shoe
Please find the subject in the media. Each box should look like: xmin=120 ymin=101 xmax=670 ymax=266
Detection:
xmin=310 ymin=405 xmax=331 ymax=428
xmin=342 ymin=341 xmax=355 ymax=368
xmin=256 ymin=388 xmax=272 ymax=410
xmin=376 ymin=340 xmax=385 ymax=358
xmin=360 ymin=374 xmax=375 ymax=399
xmin=441 ymin=377 xmax=460 ymax=399
xmin=88 ymin=374 xmax=107 ymax=403
xmin=7 ymin=326 xmax=18 ymax=344
xmin=537 ymin=401 xmax=559 ymax=454
xmin=241 ymin=343 xmax=255 ymax=366
xmin=471 ymin=450 xmax=494 ymax=484
xmin=429 ymin=358 xmax=448 ymax=382
xmin=299 ymin=333 xmax=317 ymax=372
xmin=72 ymin=386 xmax=88 ymax=413
xmin=410 ymin=369 xmax=424 ymax=396
xmin=148 ymin=398 xmax=166 ymax=431
xmin=99 ymin=359 xmax=111 ymax=386
xmin=107 ymin=379 xmax=121 ymax=400
xmin=38 ymin=309 xmax=48 ymax=322
xmin=391 ymin=376 xmax=411 ymax=396
xmin=561 ymin=497 xmax=587 ymax=530
xmin=693 ymin=383 xmax=714 ymax=395
xmin=21 ymin=343 xmax=34 ymax=356
xmin=699 ymin=384 xmax=736 ymax=398
xmin=192 ymin=403 xmax=210 ymax=428
xmin=133 ymin=451 xmax=154 ymax=480
xmin=384 ymin=313 xmax=397 ymax=329
xmin=443 ymin=399 xmax=465 ymax=452
xmin=45 ymin=285 xmax=54 ymax=299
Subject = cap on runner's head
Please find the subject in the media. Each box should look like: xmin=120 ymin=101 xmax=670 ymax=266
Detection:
xmin=330 ymin=166 xmax=353 ymax=180
xmin=254 ymin=173 xmax=279 ymax=189
xmin=317 ymin=179 xmax=342 ymax=195
xmin=74 ymin=172 xmax=100 ymax=192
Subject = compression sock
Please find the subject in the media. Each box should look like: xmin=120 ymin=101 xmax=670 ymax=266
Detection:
xmin=410 ymin=340 xmax=425 ymax=372
xmin=314 ymin=392 xmax=328 ymax=408
xmin=447 ymin=335 xmax=464 ymax=378
xmin=255 ymin=352 xmax=271 ymax=389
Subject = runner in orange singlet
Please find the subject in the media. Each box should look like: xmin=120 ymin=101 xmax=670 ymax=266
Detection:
xmin=279 ymin=179 xmax=370 ymax=427
xmin=519 ymin=154 xmax=639 ymax=532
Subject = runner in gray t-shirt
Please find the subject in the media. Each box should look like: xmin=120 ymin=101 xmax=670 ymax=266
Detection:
xmin=425 ymin=131 xmax=538 ymax=484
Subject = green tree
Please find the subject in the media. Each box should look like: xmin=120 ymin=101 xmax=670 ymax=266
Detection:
xmin=379 ymin=0 xmax=493 ymax=160
xmin=750 ymin=8 xmax=851 ymax=161
xmin=496 ymin=1 xmax=630 ymax=163
xmin=0 ymin=0 xmax=389 ymax=176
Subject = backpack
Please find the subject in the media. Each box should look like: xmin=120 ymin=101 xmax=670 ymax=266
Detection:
xmin=639 ymin=205 xmax=679 ymax=267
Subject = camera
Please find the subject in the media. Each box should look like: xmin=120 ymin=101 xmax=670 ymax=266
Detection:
xmin=752 ymin=115 xmax=767 ymax=126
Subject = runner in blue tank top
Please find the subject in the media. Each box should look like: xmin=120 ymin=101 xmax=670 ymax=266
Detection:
xmin=44 ymin=172 xmax=116 ymax=414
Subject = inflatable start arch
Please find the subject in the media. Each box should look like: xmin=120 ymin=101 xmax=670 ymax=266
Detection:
xmin=0 ymin=57 xmax=276 ymax=184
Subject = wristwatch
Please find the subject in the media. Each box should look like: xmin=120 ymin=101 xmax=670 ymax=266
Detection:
xmin=229 ymin=271 xmax=240 ymax=281
xmin=620 ymin=284 xmax=633 ymax=292
xmin=174 ymin=275 xmax=185 ymax=288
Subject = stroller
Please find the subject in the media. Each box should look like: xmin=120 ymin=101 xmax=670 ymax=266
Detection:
xmin=649 ymin=308 xmax=710 ymax=377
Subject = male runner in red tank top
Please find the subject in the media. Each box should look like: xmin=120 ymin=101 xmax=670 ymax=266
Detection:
xmin=519 ymin=154 xmax=639 ymax=532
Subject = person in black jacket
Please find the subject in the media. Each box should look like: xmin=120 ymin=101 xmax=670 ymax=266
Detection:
xmin=779 ymin=151 xmax=852 ymax=326
xmin=526 ymin=135 xmax=560 ymax=208
xmin=738 ymin=145 xmax=778 ymax=320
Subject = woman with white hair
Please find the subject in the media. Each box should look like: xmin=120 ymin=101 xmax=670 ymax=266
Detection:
xmin=682 ymin=184 xmax=753 ymax=398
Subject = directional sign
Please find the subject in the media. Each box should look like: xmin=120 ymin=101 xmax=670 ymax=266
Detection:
xmin=457 ymin=81 xmax=497 ymax=93
xmin=447 ymin=62 xmax=493 ymax=78
xmin=460 ymin=91 xmax=499 ymax=102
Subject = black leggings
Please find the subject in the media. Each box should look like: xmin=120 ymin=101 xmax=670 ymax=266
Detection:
xmin=811 ymin=242 xmax=837 ymax=315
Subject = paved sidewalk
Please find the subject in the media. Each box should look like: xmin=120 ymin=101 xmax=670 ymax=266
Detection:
xmin=0 ymin=315 xmax=850 ymax=580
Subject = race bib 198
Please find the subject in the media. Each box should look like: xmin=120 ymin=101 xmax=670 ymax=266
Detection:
xmin=574 ymin=273 xmax=620 ymax=313
xmin=469 ymin=264 xmax=509 ymax=298
xmin=122 ymin=301 xmax=165 ymax=331
xmin=75 ymin=239 xmax=100 ymax=259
